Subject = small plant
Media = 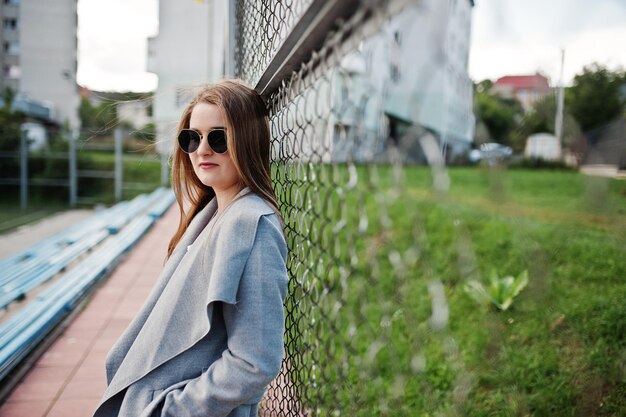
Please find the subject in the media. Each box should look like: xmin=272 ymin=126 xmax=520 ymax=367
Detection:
xmin=463 ymin=270 xmax=529 ymax=311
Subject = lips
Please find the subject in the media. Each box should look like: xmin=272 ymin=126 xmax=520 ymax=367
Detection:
xmin=199 ymin=162 xmax=218 ymax=168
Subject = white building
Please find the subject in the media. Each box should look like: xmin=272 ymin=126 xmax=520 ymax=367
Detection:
xmin=0 ymin=0 xmax=79 ymax=129
xmin=349 ymin=0 xmax=475 ymax=163
xmin=303 ymin=0 xmax=475 ymax=164
xmin=525 ymin=133 xmax=561 ymax=161
xmin=118 ymin=100 xmax=152 ymax=130
xmin=148 ymin=0 xmax=227 ymax=158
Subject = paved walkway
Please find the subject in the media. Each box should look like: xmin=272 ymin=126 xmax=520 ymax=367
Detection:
xmin=579 ymin=164 xmax=626 ymax=179
xmin=0 ymin=205 xmax=178 ymax=417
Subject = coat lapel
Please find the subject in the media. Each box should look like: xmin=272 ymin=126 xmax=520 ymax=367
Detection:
xmin=98 ymin=188 xmax=268 ymax=407
xmin=103 ymin=197 xmax=218 ymax=384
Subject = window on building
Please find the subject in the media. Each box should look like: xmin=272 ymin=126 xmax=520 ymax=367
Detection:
xmin=6 ymin=64 xmax=21 ymax=79
xmin=393 ymin=31 xmax=402 ymax=46
xmin=3 ymin=0 xmax=20 ymax=5
xmin=3 ymin=41 xmax=19 ymax=54
xmin=3 ymin=18 xmax=18 ymax=30
xmin=390 ymin=63 xmax=401 ymax=83
xmin=390 ymin=31 xmax=402 ymax=83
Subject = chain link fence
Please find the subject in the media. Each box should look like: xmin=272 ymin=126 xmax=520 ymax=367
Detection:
xmin=235 ymin=0 xmax=476 ymax=415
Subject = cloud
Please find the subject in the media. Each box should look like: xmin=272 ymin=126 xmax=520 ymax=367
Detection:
xmin=77 ymin=0 xmax=158 ymax=92
xmin=469 ymin=0 xmax=626 ymax=84
xmin=77 ymin=0 xmax=626 ymax=90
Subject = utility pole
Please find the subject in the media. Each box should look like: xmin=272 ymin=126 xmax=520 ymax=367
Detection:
xmin=225 ymin=0 xmax=236 ymax=78
xmin=555 ymin=49 xmax=565 ymax=160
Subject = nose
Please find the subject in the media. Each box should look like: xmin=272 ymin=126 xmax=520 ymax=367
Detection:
xmin=195 ymin=132 xmax=213 ymax=155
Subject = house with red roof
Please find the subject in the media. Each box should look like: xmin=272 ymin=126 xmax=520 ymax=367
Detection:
xmin=491 ymin=73 xmax=551 ymax=112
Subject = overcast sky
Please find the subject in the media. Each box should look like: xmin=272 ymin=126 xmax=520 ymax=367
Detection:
xmin=76 ymin=0 xmax=626 ymax=92
xmin=469 ymin=0 xmax=626 ymax=85
xmin=76 ymin=0 xmax=158 ymax=92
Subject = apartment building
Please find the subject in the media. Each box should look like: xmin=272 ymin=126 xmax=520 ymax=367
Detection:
xmin=330 ymin=0 xmax=475 ymax=163
xmin=148 ymin=0 xmax=227 ymax=157
xmin=492 ymin=73 xmax=551 ymax=112
xmin=0 ymin=0 xmax=79 ymax=129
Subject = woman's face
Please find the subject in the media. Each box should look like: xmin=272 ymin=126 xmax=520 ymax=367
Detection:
xmin=188 ymin=102 xmax=241 ymax=195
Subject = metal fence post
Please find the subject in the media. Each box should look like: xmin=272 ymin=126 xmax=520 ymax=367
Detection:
xmin=69 ymin=127 xmax=77 ymax=207
xmin=20 ymin=128 xmax=28 ymax=209
xmin=160 ymin=152 xmax=169 ymax=187
xmin=115 ymin=128 xmax=123 ymax=201
xmin=225 ymin=0 xmax=236 ymax=77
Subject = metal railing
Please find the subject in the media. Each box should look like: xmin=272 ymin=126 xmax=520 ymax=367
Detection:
xmin=0 ymin=128 xmax=163 ymax=208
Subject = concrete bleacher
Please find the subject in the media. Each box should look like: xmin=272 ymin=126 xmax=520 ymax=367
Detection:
xmin=0 ymin=188 xmax=175 ymax=384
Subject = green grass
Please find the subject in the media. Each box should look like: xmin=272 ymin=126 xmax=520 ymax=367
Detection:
xmin=0 ymin=150 xmax=162 ymax=233
xmin=0 ymin=208 xmax=63 ymax=234
xmin=277 ymin=165 xmax=626 ymax=416
xmin=2 ymin=151 xmax=161 ymax=206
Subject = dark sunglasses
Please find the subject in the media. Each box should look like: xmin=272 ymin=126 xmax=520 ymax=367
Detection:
xmin=177 ymin=128 xmax=228 ymax=154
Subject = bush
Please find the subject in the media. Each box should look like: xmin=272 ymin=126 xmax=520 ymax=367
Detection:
xmin=510 ymin=157 xmax=575 ymax=170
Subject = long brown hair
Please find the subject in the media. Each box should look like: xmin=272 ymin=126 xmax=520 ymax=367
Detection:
xmin=167 ymin=80 xmax=282 ymax=259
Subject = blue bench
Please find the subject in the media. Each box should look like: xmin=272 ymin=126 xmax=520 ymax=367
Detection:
xmin=0 ymin=188 xmax=174 ymax=309
xmin=0 ymin=201 xmax=130 ymax=284
xmin=0 ymin=188 xmax=174 ymax=382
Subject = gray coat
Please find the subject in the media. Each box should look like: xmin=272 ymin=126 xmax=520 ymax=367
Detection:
xmin=93 ymin=188 xmax=289 ymax=417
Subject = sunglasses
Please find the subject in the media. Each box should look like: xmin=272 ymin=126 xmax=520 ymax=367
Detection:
xmin=177 ymin=128 xmax=228 ymax=154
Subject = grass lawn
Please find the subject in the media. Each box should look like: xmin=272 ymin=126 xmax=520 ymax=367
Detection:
xmin=0 ymin=207 xmax=63 ymax=234
xmin=0 ymin=150 xmax=161 ymax=224
xmin=0 ymin=150 xmax=162 ymax=234
xmin=279 ymin=165 xmax=626 ymax=416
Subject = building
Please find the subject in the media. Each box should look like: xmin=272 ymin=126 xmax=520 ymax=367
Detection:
xmin=149 ymin=0 xmax=474 ymax=167
xmin=525 ymin=133 xmax=561 ymax=161
xmin=492 ymin=73 xmax=550 ymax=112
xmin=328 ymin=0 xmax=475 ymax=164
xmin=0 ymin=0 xmax=79 ymax=130
xmin=148 ymin=0 xmax=227 ymax=159
xmin=117 ymin=100 xmax=152 ymax=130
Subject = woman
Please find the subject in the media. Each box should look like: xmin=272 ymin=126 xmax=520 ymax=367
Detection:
xmin=93 ymin=80 xmax=289 ymax=417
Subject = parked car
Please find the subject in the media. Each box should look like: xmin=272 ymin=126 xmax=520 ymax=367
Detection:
xmin=469 ymin=142 xmax=513 ymax=165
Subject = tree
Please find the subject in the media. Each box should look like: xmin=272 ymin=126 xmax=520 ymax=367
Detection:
xmin=566 ymin=63 xmax=626 ymax=132
xmin=473 ymin=83 xmax=524 ymax=149
xmin=0 ymin=87 xmax=25 ymax=151
xmin=514 ymin=94 xmax=581 ymax=148
xmin=79 ymin=97 xmax=118 ymax=135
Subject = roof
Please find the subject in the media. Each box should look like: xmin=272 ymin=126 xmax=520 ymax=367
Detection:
xmin=494 ymin=74 xmax=550 ymax=91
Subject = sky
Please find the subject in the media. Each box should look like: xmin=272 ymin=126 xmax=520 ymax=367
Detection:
xmin=469 ymin=0 xmax=626 ymax=85
xmin=76 ymin=0 xmax=158 ymax=92
xmin=76 ymin=0 xmax=626 ymax=92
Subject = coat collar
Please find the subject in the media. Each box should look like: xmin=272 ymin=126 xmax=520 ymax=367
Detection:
xmin=169 ymin=186 xmax=252 ymax=259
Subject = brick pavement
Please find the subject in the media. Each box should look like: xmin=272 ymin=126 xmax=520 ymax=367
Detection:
xmin=0 ymin=205 xmax=178 ymax=417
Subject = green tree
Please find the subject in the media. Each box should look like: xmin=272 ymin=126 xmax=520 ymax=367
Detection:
xmin=519 ymin=95 xmax=556 ymax=136
xmin=514 ymin=95 xmax=582 ymax=149
xmin=473 ymin=84 xmax=524 ymax=149
xmin=0 ymin=87 xmax=25 ymax=151
xmin=79 ymin=97 xmax=118 ymax=135
xmin=566 ymin=63 xmax=626 ymax=131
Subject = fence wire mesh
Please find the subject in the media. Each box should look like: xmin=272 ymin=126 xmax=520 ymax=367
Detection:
xmin=230 ymin=0 xmax=626 ymax=415
xmin=235 ymin=1 xmax=478 ymax=416
xmin=234 ymin=0 xmax=315 ymax=86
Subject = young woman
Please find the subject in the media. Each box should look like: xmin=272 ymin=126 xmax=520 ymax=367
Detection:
xmin=93 ymin=80 xmax=289 ymax=417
